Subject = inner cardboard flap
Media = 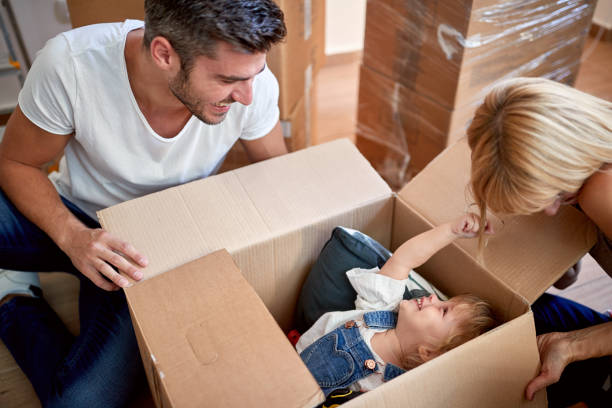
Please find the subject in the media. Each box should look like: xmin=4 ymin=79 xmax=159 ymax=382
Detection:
xmin=392 ymin=198 xmax=528 ymax=322
xmin=397 ymin=138 xmax=597 ymax=303
xmin=126 ymin=249 xmax=323 ymax=408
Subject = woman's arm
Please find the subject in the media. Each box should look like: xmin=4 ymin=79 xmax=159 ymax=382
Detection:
xmin=526 ymin=166 xmax=612 ymax=399
xmin=525 ymin=320 xmax=612 ymax=400
xmin=579 ymin=164 xmax=612 ymax=239
xmin=379 ymin=213 xmax=490 ymax=280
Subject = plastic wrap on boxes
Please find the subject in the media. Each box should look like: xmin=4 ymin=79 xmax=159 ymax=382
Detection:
xmin=357 ymin=0 xmax=595 ymax=189
xmin=357 ymin=65 xmax=478 ymax=189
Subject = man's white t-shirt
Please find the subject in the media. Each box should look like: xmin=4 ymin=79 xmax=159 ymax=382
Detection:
xmin=18 ymin=20 xmax=280 ymax=220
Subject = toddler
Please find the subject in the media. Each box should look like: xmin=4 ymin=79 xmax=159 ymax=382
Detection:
xmin=296 ymin=213 xmax=497 ymax=397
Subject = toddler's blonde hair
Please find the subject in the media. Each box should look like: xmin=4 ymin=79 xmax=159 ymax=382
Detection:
xmin=400 ymin=294 xmax=496 ymax=370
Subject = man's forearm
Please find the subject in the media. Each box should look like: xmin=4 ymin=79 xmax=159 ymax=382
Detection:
xmin=0 ymin=158 xmax=86 ymax=250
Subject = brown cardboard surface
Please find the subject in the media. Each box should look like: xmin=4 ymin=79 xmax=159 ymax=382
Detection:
xmin=67 ymin=0 xmax=144 ymax=27
xmin=397 ymin=138 xmax=598 ymax=303
xmin=362 ymin=0 xmax=594 ymax=110
xmin=268 ymin=0 xmax=325 ymax=118
xmin=356 ymin=64 xmax=477 ymax=188
xmin=230 ymin=198 xmax=393 ymax=330
xmin=281 ymin=77 xmax=317 ymax=152
xmin=126 ymin=249 xmax=323 ymax=408
xmin=99 ymin=139 xmax=391 ymax=280
xmin=343 ymin=313 xmax=544 ymax=407
xmin=309 ymin=0 xmax=327 ymax=75
xmin=282 ymin=93 xmax=308 ymax=152
xmin=359 ymin=0 xmax=593 ymax=188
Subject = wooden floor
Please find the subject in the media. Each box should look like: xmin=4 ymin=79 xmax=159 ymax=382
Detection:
xmin=1 ymin=35 xmax=611 ymax=408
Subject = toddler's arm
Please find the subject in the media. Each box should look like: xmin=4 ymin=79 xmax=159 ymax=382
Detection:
xmin=379 ymin=213 xmax=491 ymax=280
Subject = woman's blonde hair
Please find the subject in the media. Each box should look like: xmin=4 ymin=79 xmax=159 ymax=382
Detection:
xmin=467 ymin=77 xmax=612 ymax=250
xmin=400 ymin=294 xmax=497 ymax=370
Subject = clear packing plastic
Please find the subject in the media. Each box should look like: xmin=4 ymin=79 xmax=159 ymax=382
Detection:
xmin=357 ymin=0 xmax=596 ymax=189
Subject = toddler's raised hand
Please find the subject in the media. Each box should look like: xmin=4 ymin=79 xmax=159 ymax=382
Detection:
xmin=451 ymin=213 xmax=493 ymax=238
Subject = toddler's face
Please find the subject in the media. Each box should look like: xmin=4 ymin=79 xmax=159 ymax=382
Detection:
xmin=395 ymin=295 xmax=465 ymax=352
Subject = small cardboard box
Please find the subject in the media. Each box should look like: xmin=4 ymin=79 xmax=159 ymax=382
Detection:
xmin=362 ymin=0 xmax=594 ymax=110
xmin=356 ymin=64 xmax=477 ymax=189
xmin=67 ymin=0 xmax=145 ymax=27
xmin=268 ymin=0 xmax=325 ymax=119
xmin=98 ymin=139 xmax=596 ymax=407
xmin=219 ymin=80 xmax=318 ymax=173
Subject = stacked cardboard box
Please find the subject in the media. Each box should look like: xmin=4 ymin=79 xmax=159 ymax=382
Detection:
xmin=269 ymin=0 xmax=325 ymax=118
xmin=99 ymin=139 xmax=596 ymax=407
xmin=357 ymin=0 xmax=596 ymax=189
xmin=67 ymin=0 xmax=144 ymax=26
xmin=222 ymin=0 xmax=326 ymax=172
xmin=219 ymin=80 xmax=318 ymax=173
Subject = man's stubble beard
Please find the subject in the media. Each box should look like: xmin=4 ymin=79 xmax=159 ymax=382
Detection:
xmin=169 ymin=68 xmax=227 ymax=126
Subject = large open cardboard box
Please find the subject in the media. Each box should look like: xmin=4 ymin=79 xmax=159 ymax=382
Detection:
xmin=98 ymin=139 xmax=596 ymax=407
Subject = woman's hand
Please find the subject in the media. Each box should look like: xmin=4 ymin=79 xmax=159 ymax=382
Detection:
xmin=525 ymin=331 xmax=573 ymax=401
xmin=451 ymin=213 xmax=493 ymax=238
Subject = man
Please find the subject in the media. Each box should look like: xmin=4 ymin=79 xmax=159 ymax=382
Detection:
xmin=0 ymin=1 xmax=287 ymax=406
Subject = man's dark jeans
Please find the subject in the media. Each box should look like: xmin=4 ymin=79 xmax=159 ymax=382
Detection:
xmin=0 ymin=189 xmax=145 ymax=407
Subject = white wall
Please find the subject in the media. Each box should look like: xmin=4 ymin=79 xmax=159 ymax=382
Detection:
xmin=325 ymin=0 xmax=366 ymax=55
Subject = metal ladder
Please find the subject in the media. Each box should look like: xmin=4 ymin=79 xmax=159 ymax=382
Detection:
xmin=0 ymin=0 xmax=28 ymax=115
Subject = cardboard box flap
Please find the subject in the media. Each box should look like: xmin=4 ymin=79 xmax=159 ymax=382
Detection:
xmin=396 ymin=138 xmax=597 ymax=304
xmin=67 ymin=0 xmax=144 ymax=28
xmin=98 ymin=139 xmax=392 ymax=281
xmin=126 ymin=249 xmax=324 ymax=407
xmin=392 ymin=197 xmax=529 ymax=322
xmin=344 ymin=312 xmax=545 ymax=407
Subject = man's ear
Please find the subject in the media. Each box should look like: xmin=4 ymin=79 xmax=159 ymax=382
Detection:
xmin=149 ymin=36 xmax=179 ymax=73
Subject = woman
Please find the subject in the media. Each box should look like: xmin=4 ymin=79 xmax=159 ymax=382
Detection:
xmin=467 ymin=77 xmax=612 ymax=407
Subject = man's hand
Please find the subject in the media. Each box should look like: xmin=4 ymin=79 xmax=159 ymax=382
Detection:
xmin=451 ymin=213 xmax=493 ymax=238
xmin=525 ymin=332 xmax=573 ymax=401
xmin=61 ymin=226 xmax=148 ymax=291
xmin=0 ymin=105 xmax=149 ymax=291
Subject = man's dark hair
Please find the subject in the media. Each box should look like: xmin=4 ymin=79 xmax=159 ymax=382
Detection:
xmin=143 ymin=0 xmax=286 ymax=71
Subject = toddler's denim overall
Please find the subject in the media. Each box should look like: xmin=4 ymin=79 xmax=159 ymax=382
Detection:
xmin=300 ymin=311 xmax=406 ymax=396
